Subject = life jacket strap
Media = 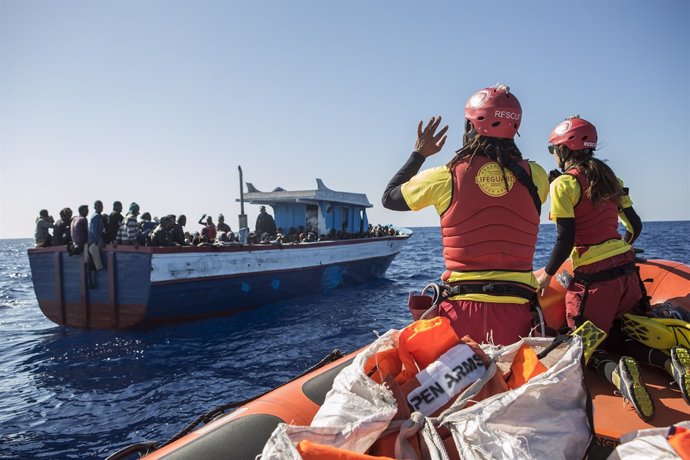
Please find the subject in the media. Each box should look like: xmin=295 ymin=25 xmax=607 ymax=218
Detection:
xmin=445 ymin=281 xmax=547 ymax=336
xmin=416 ymin=281 xmax=546 ymax=336
xmin=572 ymin=262 xmax=648 ymax=328
xmin=445 ymin=281 xmax=537 ymax=302
xmin=573 ymin=262 xmax=637 ymax=284
xmin=505 ymin=159 xmax=541 ymax=216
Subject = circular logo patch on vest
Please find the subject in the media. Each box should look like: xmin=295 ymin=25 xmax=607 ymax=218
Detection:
xmin=475 ymin=162 xmax=515 ymax=197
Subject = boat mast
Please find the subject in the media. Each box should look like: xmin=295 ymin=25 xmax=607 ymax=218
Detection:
xmin=238 ymin=166 xmax=248 ymax=232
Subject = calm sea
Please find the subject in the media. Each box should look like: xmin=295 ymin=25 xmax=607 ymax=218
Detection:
xmin=1 ymin=222 xmax=689 ymax=459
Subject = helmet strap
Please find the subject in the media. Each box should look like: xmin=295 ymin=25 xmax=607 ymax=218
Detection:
xmin=463 ymin=119 xmax=477 ymax=146
xmin=556 ymin=146 xmax=571 ymax=172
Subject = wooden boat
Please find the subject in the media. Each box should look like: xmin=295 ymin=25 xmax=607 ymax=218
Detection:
xmin=27 ymin=179 xmax=411 ymax=329
xmin=111 ymin=258 xmax=690 ymax=460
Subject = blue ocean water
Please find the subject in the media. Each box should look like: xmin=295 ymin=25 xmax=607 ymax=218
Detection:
xmin=0 ymin=222 xmax=689 ymax=459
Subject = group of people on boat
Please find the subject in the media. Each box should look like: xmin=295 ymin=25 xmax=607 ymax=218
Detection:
xmin=35 ymin=201 xmax=192 ymax=250
xmin=35 ymin=201 xmax=400 ymax=254
xmin=382 ymin=84 xmax=690 ymax=422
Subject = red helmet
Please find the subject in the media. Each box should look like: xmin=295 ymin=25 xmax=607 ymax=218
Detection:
xmin=464 ymin=84 xmax=522 ymax=139
xmin=548 ymin=115 xmax=597 ymax=151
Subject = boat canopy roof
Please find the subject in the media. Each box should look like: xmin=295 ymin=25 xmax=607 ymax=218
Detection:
xmin=240 ymin=179 xmax=373 ymax=208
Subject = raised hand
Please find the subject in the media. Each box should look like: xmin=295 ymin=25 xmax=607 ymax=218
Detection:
xmin=414 ymin=116 xmax=449 ymax=158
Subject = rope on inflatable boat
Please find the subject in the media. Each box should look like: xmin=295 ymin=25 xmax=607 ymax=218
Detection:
xmin=159 ymin=349 xmax=345 ymax=448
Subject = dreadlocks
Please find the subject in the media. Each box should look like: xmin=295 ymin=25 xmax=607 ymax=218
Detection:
xmin=447 ymin=135 xmax=525 ymax=192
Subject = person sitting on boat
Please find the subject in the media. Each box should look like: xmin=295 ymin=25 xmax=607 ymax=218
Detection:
xmin=284 ymin=227 xmax=296 ymax=243
xmin=200 ymin=225 xmax=211 ymax=243
xmin=69 ymin=205 xmax=89 ymax=255
xmin=87 ymin=200 xmax=105 ymax=271
xmin=148 ymin=215 xmax=179 ymax=247
xmin=198 ymin=214 xmax=217 ymax=242
xmin=117 ymin=202 xmax=140 ymax=248
xmin=255 ymin=206 xmax=277 ymax=237
xmin=382 ymin=84 xmax=549 ymax=346
xmin=138 ymin=212 xmax=156 ymax=244
xmin=171 ymin=214 xmax=187 ymax=246
xmin=217 ymin=213 xmax=231 ymax=233
xmin=199 ymin=234 xmax=215 ymax=247
xmin=104 ymin=201 xmax=123 ymax=246
xmin=215 ymin=230 xmax=239 ymax=246
xmin=34 ymin=209 xmax=55 ymax=247
xmin=535 ymin=115 xmax=690 ymax=420
xmin=52 ymin=207 xmax=72 ymax=246
xmin=245 ymin=231 xmax=260 ymax=244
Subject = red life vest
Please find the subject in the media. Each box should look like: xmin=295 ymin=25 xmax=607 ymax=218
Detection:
xmin=566 ymin=168 xmax=621 ymax=247
xmin=440 ymin=156 xmax=539 ymax=279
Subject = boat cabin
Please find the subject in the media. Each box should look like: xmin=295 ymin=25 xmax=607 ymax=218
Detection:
xmin=241 ymin=179 xmax=372 ymax=237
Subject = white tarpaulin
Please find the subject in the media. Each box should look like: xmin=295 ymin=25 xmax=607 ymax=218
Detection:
xmin=260 ymin=332 xmax=591 ymax=460
xmin=606 ymin=421 xmax=690 ymax=460
xmin=442 ymin=337 xmax=591 ymax=460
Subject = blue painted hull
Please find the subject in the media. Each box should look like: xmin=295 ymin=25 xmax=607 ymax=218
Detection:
xmin=29 ymin=250 xmax=153 ymax=328
xmin=146 ymin=253 xmax=396 ymax=323
xmin=27 ymin=237 xmax=408 ymax=329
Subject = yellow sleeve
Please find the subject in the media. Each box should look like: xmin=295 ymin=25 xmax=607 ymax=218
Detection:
xmin=549 ymin=174 xmax=580 ymax=220
xmin=528 ymin=161 xmax=549 ymax=203
xmin=618 ymin=177 xmax=633 ymax=209
xmin=400 ymin=165 xmax=453 ymax=214
xmin=617 ymin=177 xmax=634 ymax=234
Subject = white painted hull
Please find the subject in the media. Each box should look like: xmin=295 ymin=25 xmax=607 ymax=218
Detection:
xmin=150 ymin=238 xmax=408 ymax=283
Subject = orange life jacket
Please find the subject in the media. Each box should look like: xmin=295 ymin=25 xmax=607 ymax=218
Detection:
xmin=296 ymin=440 xmax=395 ymax=460
xmin=506 ymin=342 xmax=548 ymax=389
xmin=440 ymin=156 xmax=539 ymax=280
xmin=669 ymin=425 xmax=690 ymax=460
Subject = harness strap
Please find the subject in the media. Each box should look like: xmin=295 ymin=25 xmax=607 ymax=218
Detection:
xmin=420 ymin=281 xmax=546 ymax=336
xmin=572 ymin=262 xmax=637 ymax=284
xmin=446 ymin=281 xmax=547 ymax=336
xmin=446 ymin=281 xmax=537 ymax=302
xmin=506 ymin=159 xmax=541 ymax=216
xmin=572 ymin=262 xmax=640 ymax=327
xmin=635 ymin=267 xmax=652 ymax=314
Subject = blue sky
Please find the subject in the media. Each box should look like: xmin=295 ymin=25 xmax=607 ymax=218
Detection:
xmin=1 ymin=0 xmax=688 ymax=238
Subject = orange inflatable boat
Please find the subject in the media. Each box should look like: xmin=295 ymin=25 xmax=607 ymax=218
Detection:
xmin=109 ymin=258 xmax=690 ymax=460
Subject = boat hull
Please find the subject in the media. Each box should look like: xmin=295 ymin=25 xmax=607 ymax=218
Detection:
xmin=28 ymin=236 xmax=409 ymax=329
